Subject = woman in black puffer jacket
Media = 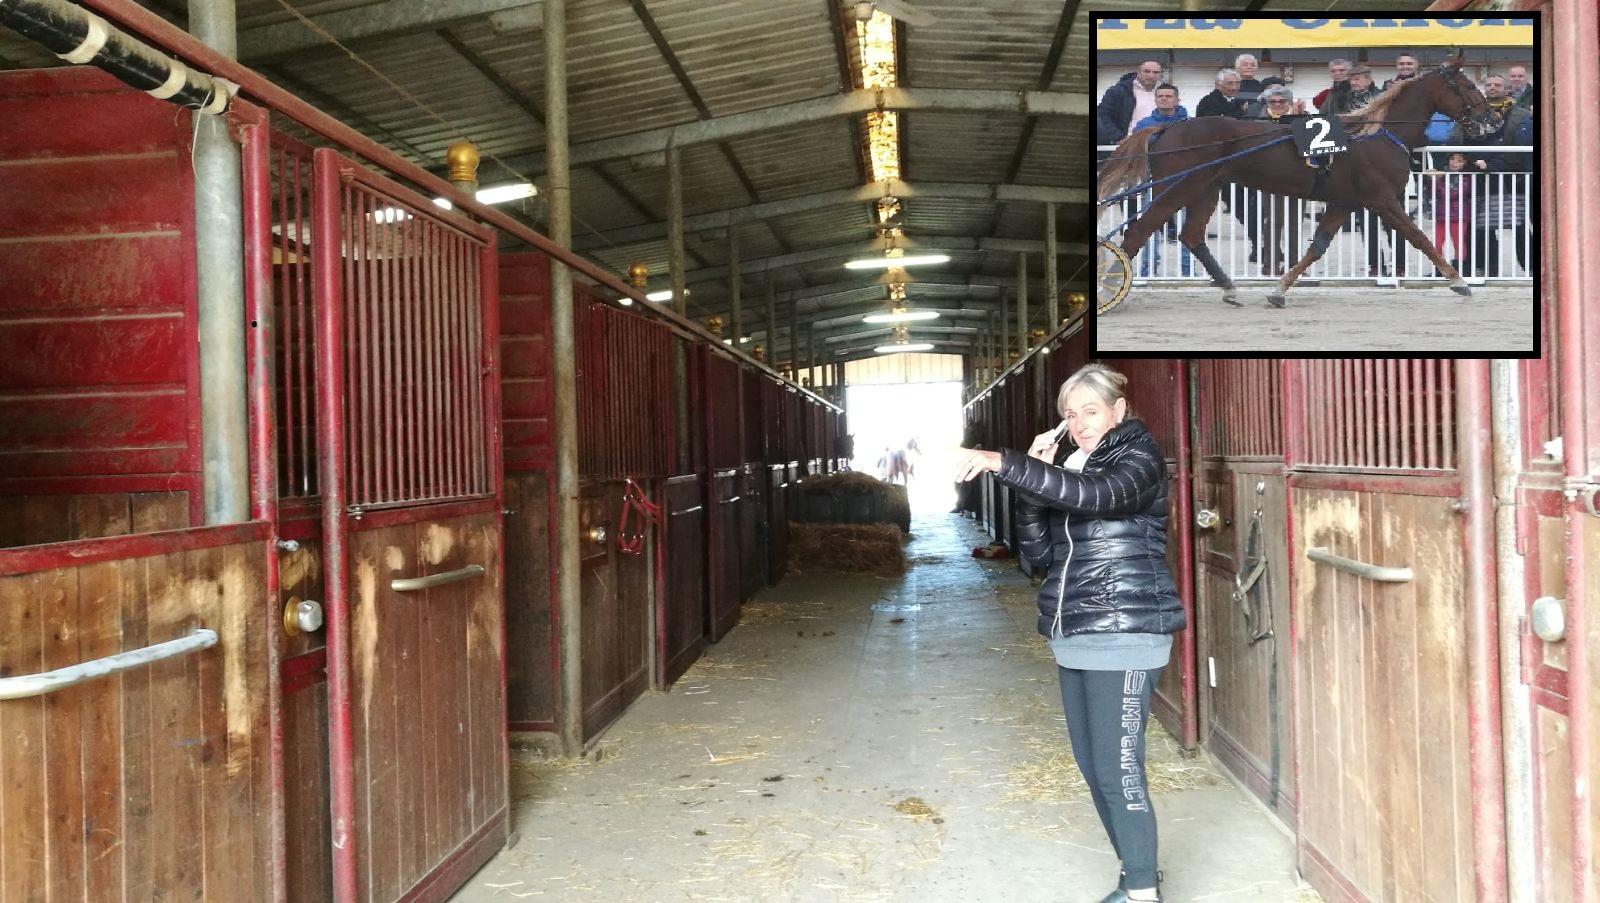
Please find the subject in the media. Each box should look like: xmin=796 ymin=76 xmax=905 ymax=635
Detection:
xmin=956 ymin=362 xmax=1184 ymax=903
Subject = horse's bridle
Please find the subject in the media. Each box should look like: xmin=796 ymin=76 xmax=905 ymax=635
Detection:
xmin=1439 ymin=65 xmax=1504 ymax=137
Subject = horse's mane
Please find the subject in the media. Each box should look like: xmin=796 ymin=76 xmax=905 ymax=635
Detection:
xmin=1338 ymin=71 xmax=1433 ymax=136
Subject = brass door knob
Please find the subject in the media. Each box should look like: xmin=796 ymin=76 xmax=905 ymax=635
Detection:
xmin=1195 ymin=507 xmax=1221 ymax=530
xmin=586 ymin=525 xmax=609 ymax=545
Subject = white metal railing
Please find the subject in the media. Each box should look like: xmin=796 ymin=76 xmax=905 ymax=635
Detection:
xmin=0 ymin=628 xmax=218 ymax=701
xmin=1097 ymin=145 xmax=1535 ymax=284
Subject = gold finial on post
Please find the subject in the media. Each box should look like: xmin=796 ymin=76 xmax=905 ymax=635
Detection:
xmin=628 ymin=261 xmax=649 ymax=288
xmin=706 ymin=315 xmax=724 ymax=336
xmin=1030 ymin=328 xmax=1047 ymax=343
xmin=752 ymin=344 xmax=766 ymax=361
xmin=446 ymin=140 xmax=481 ymax=191
xmin=1065 ymin=291 xmax=1087 ymax=321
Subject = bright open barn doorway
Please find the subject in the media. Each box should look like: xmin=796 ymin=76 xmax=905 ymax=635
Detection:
xmin=845 ymin=379 xmax=965 ymax=515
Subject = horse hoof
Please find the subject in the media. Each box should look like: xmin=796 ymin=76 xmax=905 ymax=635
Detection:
xmin=1451 ymin=283 xmax=1473 ymax=297
xmin=1266 ymin=293 xmax=1286 ymax=309
xmin=1222 ymin=291 xmax=1242 ymax=307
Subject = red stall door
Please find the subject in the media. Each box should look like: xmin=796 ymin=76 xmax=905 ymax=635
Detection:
xmin=311 ymin=150 xmax=507 ymax=903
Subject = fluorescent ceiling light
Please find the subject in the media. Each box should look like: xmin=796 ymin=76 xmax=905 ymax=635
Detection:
xmin=874 ymin=342 xmax=935 ymax=354
xmin=844 ymin=253 xmax=950 ymax=270
xmin=863 ymin=309 xmax=939 ymax=324
xmin=644 ymin=288 xmax=689 ymax=303
xmin=476 ymin=181 xmax=538 ymax=205
xmin=429 ymin=182 xmax=538 ymax=210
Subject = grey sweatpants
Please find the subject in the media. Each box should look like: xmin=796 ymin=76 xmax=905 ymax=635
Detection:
xmin=1058 ymin=666 xmax=1164 ymax=889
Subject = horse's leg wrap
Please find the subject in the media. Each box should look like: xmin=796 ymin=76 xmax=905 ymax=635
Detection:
xmin=1187 ymin=242 xmax=1232 ymax=287
xmin=1187 ymin=241 xmax=1240 ymax=306
xmin=1308 ymin=230 xmax=1334 ymax=259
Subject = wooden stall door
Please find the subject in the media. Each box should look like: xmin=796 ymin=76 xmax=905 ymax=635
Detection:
xmin=702 ymin=350 xmax=745 ymax=643
xmin=740 ymin=465 xmax=765 ymax=600
xmin=1190 ymin=360 xmax=1294 ymax=819
xmin=661 ymin=473 xmax=706 ymax=686
xmin=576 ymin=482 xmax=649 ymax=739
xmin=706 ymin=468 xmax=744 ymax=642
xmin=312 ymin=150 xmax=506 ymax=903
xmin=0 ymin=526 xmax=278 ymax=902
xmin=1286 ymin=360 xmax=1481 ymax=903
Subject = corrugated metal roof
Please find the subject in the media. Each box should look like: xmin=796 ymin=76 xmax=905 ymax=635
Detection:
xmin=903 ymin=0 xmax=1067 ymax=92
xmin=0 ymin=0 xmax=1098 ymax=353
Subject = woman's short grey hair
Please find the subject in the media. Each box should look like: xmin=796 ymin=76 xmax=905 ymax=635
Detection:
xmin=1215 ymin=68 xmax=1239 ymax=85
xmin=1058 ymin=363 xmax=1129 ymax=415
xmin=1260 ymin=85 xmax=1294 ymax=104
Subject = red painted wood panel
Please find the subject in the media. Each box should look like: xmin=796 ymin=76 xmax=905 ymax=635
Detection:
xmin=0 ymin=154 xmax=191 ymax=238
xmin=0 ymin=234 xmax=189 ymax=313
xmin=498 ymin=253 xmax=554 ymax=472
xmin=0 ymin=315 xmax=187 ymax=388
xmin=0 ymin=67 xmax=201 ymax=499
xmin=0 ymin=68 xmax=189 ymax=157
xmin=0 ymin=391 xmax=188 ymax=451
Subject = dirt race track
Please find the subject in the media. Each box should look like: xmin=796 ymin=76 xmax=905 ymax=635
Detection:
xmin=1095 ymin=282 xmax=1536 ymax=354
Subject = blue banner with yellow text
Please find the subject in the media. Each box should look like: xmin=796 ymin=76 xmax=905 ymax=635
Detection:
xmin=1096 ymin=17 xmax=1534 ymax=50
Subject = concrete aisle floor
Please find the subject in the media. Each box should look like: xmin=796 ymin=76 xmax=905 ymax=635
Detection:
xmin=453 ymin=512 xmax=1318 ymax=903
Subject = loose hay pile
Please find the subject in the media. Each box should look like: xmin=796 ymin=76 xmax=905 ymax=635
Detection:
xmin=800 ymin=471 xmax=887 ymax=492
xmin=793 ymin=473 xmax=911 ymax=534
xmin=787 ymin=522 xmax=907 ymax=576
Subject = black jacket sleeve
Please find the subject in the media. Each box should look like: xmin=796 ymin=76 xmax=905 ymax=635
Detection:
xmin=1096 ymin=84 xmax=1132 ymax=146
xmin=995 ymin=445 xmax=1164 ymax=517
xmin=1012 ymin=494 xmax=1053 ymax=569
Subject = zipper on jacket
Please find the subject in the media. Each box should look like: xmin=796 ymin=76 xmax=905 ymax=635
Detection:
xmin=1051 ymin=509 xmax=1074 ymax=638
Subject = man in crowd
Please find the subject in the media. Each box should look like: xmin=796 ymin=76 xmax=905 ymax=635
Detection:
xmin=1507 ymin=64 xmax=1534 ymax=110
xmin=1322 ymin=66 xmax=1399 ymax=276
xmin=1197 ymin=68 xmax=1246 ymax=118
xmin=1450 ymin=73 xmax=1534 ymax=277
xmin=1197 ymin=68 xmax=1254 ymax=261
xmin=1131 ymin=85 xmax=1194 ymax=279
xmin=1325 ymin=64 xmax=1381 ymax=114
xmin=1096 ymin=60 xmax=1165 ymax=146
xmin=1313 ymin=58 xmax=1352 ymax=111
xmin=1383 ymin=53 xmax=1419 ymax=90
xmin=1234 ymin=53 xmax=1264 ymax=109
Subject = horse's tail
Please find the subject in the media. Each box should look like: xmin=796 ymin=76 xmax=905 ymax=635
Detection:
xmin=1097 ymin=127 xmax=1157 ymax=201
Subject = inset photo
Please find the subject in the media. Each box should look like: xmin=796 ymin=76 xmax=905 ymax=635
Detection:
xmin=1090 ymin=13 xmax=1539 ymax=356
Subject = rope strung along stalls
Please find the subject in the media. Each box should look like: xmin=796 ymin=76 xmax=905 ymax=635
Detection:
xmin=0 ymin=0 xmax=233 ymax=112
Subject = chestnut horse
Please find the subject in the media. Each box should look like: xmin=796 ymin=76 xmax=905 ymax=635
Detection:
xmin=1098 ymin=52 xmax=1504 ymax=308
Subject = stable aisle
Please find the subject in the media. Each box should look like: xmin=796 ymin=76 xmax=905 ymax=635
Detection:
xmin=453 ymin=513 xmax=1313 ymax=902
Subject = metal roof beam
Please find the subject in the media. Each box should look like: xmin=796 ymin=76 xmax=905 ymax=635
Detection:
xmin=491 ymin=88 xmax=1089 ymax=172
xmin=241 ymin=0 xmax=541 ymax=61
xmin=571 ymin=180 xmax=1090 ymax=252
